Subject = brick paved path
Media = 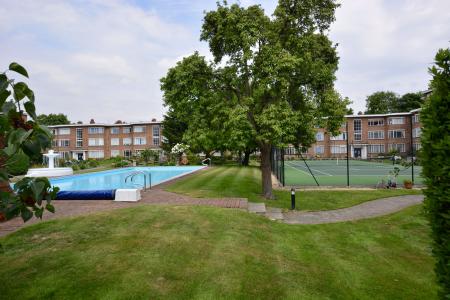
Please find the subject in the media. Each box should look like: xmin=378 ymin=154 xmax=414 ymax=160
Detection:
xmin=283 ymin=195 xmax=424 ymax=224
xmin=0 ymin=188 xmax=247 ymax=237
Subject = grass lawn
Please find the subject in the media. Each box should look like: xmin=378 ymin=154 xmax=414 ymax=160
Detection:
xmin=166 ymin=166 xmax=422 ymax=211
xmin=0 ymin=205 xmax=436 ymax=299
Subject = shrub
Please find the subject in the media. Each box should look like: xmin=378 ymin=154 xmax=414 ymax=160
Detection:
xmin=421 ymin=48 xmax=450 ymax=298
xmin=72 ymin=165 xmax=79 ymax=171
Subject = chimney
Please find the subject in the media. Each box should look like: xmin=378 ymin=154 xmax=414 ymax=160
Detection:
xmin=90 ymin=119 xmax=95 ymax=124
xmin=151 ymin=118 xmax=157 ymax=122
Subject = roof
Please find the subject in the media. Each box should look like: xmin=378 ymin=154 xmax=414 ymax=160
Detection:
xmin=344 ymin=108 xmax=421 ymax=118
xmin=48 ymin=121 xmax=162 ymax=128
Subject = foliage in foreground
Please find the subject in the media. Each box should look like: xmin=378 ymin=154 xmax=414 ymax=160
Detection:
xmin=421 ymin=47 xmax=450 ymax=298
xmin=0 ymin=205 xmax=436 ymax=299
xmin=0 ymin=63 xmax=57 ymax=221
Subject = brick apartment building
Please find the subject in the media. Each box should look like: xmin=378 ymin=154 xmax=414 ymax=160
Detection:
xmin=49 ymin=120 xmax=162 ymax=160
xmin=285 ymin=109 xmax=422 ymax=159
xmin=48 ymin=108 xmax=422 ymax=161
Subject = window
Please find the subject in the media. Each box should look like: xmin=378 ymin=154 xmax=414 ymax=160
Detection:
xmin=111 ymin=138 xmax=120 ymax=146
xmin=388 ymin=117 xmax=404 ymax=125
xmin=413 ymin=114 xmax=420 ymax=123
xmin=353 ymin=119 xmax=362 ymax=141
xmin=315 ymin=146 xmax=324 ymax=154
xmin=88 ymin=151 xmax=104 ymax=159
xmin=51 ymin=129 xmax=57 ymax=135
xmin=76 ymin=128 xmax=83 ymax=147
xmin=330 ymin=145 xmax=347 ymax=154
xmin=111 ymin=150 xmax=121 ymax=157
xmin=123 ymin=138 xmax=132 ymax=146
xmin=388 ymin=130 xmax=405 ymax=139
xmin=412 ymin=127 xmax=421 ymax=138
xmin=111 ymin=127 xmax=120 ymax=134
xmin=59 ymin=140 xmax=70 ymax=147
xmin=135 ymin=149 xmax=144 ymax=156
xmin=285 ymin=146 xmax=298 ymax=155
xmin=330 ymin=132 xmax=347 ymax=141
xmin=153 ymin=137 xmax=160 ymax=146
xmin=88 ymin=138 xmax=104 ymax=146
xmin=315 ymin=132 xmax=324 ymax=141
xmin=413 ymin=143 xmax=422 ymax=151
xmin=134 ymin=137 xmax=146 ymax=145
xmin=133 ymin=126 xmax=145 ymax=133
xmin=368 ymin=131 xmax=384 ymax=139
xmin=123 ymin=149 xmax=132 ymax=158
xmin=368 ymin=119 xmax=384 ymax=126
xmin=153 ymin=125 xmax=160 ymax=136
xmin=123 ymin=127 xmax=131 ymax=134
xmin=88 ymin=127 xmax=104 ymax=134
xmin=388 ymin=143 xmax=406 ymax=153
xmin=59 ymin=151 xmax=70 ymax=160
xmin=58 ymin=128 xmax=70 ymax=135
xmin=368 ymin=144 xmax=385 ymax=153
xmin=51 ymin=140 xmax=57 ymax=147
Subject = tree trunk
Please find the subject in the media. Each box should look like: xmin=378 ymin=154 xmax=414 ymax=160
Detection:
xmin=260 ymin=143 xmax=274 ymax=199
xmin=242 ymin=149 xmax=251 ymax=166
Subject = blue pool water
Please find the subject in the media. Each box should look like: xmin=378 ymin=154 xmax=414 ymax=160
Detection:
xmin=49 ymin=166 xmax=204 ymax=191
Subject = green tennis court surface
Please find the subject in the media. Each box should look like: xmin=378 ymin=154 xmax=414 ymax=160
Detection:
xmin=285 ymin=159 xmax=423 ymax=186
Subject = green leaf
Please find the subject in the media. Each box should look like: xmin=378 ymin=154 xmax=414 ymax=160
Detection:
xmin=0 ymin=90 xmax=11 ymax=107
xmin=9 ymin=62 xmax=29 ymax=78
xmin=0 ymin=74 xmax=8 ymax=91
xmin=34 ymin=207 xmax=43 ymax=219
xmin=46 ymin=203 xmax=55 ymax=213
xmin=20 ymin=208 xmax=33 ymax=222
xmin=31 ymin=181 xmax=45 ymax=201
xmin=13 ymin=82 xmax=27 ymax=101
xmin=24 ymin=101 xmax=37 ymax=119
xmin=2 ymin=101 xmax=16 ymax=114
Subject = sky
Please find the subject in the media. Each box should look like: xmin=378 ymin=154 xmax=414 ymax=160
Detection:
xmin=1 ymin=0 xmax=449 ymax=123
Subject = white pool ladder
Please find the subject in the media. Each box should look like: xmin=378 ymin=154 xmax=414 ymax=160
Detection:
xmin=202 ymin=158 xmax=211 ymax=166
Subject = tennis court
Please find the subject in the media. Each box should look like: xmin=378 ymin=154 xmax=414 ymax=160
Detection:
xmin=284 ymin=159 xmax=423 ymax=187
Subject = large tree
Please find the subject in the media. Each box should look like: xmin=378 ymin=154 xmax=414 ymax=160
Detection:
xmin=161 ymin=1 xmax=347 ymax=198
xmin=201 ymin=1 xmax=347 ymax=198
xmin=365 ymin=91 xmax=399 ymax=114
xmin=422 ymin=48 xmax=450 ymax=298
xmin=37 ymin=113 xmax=70 ymax=126
xmin=397 ymin=92 xmax=424 ymax=112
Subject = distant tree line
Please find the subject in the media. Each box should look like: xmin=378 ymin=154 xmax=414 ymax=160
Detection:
xmin=365 ymin=91 xmax=425 ymax=114
xmin=37 ymin=113 xmax=70 ymax=125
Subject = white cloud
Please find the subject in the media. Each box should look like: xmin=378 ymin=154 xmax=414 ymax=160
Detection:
xmin=0 ymin=0 xmax=448 ymax=121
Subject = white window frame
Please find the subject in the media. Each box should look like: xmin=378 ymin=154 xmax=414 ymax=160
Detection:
xmin=330 ymin=132 xmax=347 ymax=141
xmin=111 ymin=127 xmax=120 ymax=134
xmin=88 ymin=138 xmax=104 ymax=146
xmin=368 ymin=144 xmax=385 ymax=153
xmin=134 ymin=137 xmax=146 ymax=145
xmin=58 ymin=128 xmax=71 ymax=135
xmin=76 ymin=128 xmax=83 ymax=147
xmin=59 ymin=139 xmax=70 ymax=147
xmin=111 ymin=150 xmax=121 ymax=157
xmin=111 ymin=138 xmax=120 ymax=146
xmin=315 ymin=146 xmax=324 ymax=154
xmin=133 ymin=126 xmax=145 ymax=133
xmin=88 ymin=127 xmax=104 ymax=134
xmin=368 ymin=131 xmax=385 ymax=139
xmin=388 ymin=130 xmax=405 ymax=139
xmin=412 ymin=127 xmax=421 ymax=138
xmin=88 ymin=150 xmax=104 ymax=159
xmin=123 ymin=138 xmax=132 ymax=146
xmin=388 ymin=143 xmax=406 ymax=153
xmin=368 ymin=119 xmax=384 ymax=126
xmin=330 ymin=145 xmax=347 ymax=154
xmin=388 ymin=117 xmax=405 ymax=125
xmin=315 ymin=132 xmax=324 ymax=142
xmin=123 ymin=127 xmax=132 ymax=134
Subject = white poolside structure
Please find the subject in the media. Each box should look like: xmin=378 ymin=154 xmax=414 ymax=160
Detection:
xmin=26 ymin=150 xmax=73 ymax=178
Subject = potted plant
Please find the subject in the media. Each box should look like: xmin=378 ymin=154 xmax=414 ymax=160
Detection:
xmin=403 ymin=179 xmax=413 ymax=189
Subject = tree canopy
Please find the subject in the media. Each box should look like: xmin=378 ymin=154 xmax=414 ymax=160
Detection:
xmin=421 ymin=48 xmax=450 ymax=298
xmin=161 ymin=0 xmax=348 ymax=198
xmin=365 ymin=91 xmax=424 ymax=114
xmin=37 ymin=113 xmax=70 ymax=126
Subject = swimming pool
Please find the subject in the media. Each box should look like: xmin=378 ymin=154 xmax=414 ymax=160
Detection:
xmin=50 ymin=166 xmax=204 ymax=191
